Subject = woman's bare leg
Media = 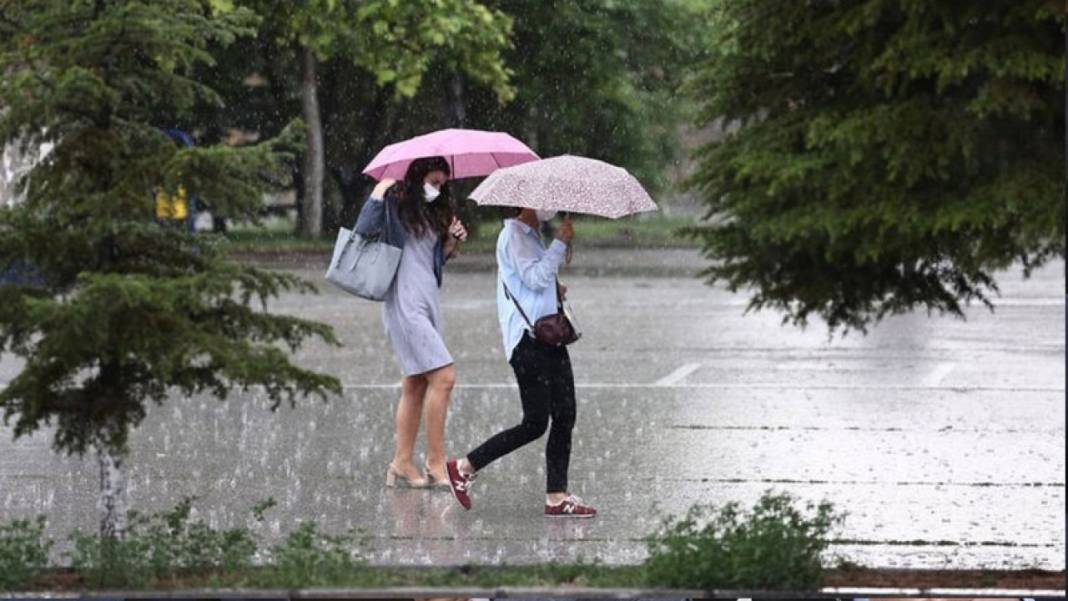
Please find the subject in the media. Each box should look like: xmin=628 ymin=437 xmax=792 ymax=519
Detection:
xmin=423 ymin=364 xmax=456 ymax=481
xmin=391 ymin=374 xmax=428 ymax=479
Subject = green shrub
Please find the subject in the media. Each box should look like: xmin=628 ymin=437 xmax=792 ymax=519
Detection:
xmin=68 ymin=497 xmax=257 ymax=588
xmin=0 ymin=516 xmax=52 ymax=591
xmin=644 ymin=490 xmax=844 ymax=591
xmin=257 ymin=521 xmax=367 ymax=587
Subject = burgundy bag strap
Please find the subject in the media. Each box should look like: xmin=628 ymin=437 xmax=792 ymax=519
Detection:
xmin=501 ymin=280 xmax=536 ymax=331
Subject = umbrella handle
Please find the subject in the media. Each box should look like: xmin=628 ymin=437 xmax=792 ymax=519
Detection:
xmin=562 ymin=211 xmax=573 ymax=265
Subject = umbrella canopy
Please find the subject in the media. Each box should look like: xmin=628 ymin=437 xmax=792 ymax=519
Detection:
xmin=362 ymin=128 xmax=539 ymax=181
xmin=468 ymin=155 xmax=658 ymax=219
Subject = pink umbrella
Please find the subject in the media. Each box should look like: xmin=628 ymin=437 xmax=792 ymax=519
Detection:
xmin=362 ymin=128 xmax=539 ymax=181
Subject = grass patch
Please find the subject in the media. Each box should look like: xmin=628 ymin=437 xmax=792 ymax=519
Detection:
xmin=222 ymin=229 xmax=335 ymax=253
xmin=465 ymin=215 xmax=700 ymax=252
xmin=219 ymin=214 xmax=699 ymax=256
xmin=224 ymin=562 xmax=643 ymax=589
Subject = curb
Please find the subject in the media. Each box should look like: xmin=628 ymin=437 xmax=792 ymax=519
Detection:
xmin=2 ymin=587 xmax=1065 ymax=599
xmin=229 ymin=249 xmax=706 ymax=278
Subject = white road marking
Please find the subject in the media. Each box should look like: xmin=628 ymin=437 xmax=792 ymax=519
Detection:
xmin=0 ymin=380 xmax=1055 ymax=394
xmin=653 ymin=362 xmax=702 ymax=387
xmin=1 ymin=381 xmax=1059 ymax=393
xmin=822 ymin=587 xmax=1066 ymax=598
xmin=922 ymin=362 xmax=957 ymax=387
xmin=337 ymin=382 xmax=1064 ymax=392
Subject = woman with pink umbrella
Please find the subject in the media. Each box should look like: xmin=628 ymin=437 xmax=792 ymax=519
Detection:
xmin=355 ymin=130 xmax=538 ymax=489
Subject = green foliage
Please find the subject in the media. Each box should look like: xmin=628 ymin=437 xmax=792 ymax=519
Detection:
xmin=353 ymin=0 xmax=515 ymax=101
xmin=4 ymin=497 xmax=369 ymax=590
xmin=0 ymin=517 xmax=51 ymax=591
xmin=69 ymin=497 xmax=258 ymax=588
xmin=644 ymin=491 xmax=844 ymax=591
xmin=0 ymin=494 xmax=846 ymax=591
xmin=255 ymin=522 xmax=367 ymax=587
xmin=247 ymin=0 xmax=514 ymax=101
xmin=218 ymin=0 xmax=515 ymax=234
xmin=467 ymin=0 xmax=707 ymax=193
xmin=0 ymin=0 xmax=341 ymax=457
xmin=0 ymin=504 xmax=639 ymax=589
xmin=688 ymin=0 xmax=1065 ymax=333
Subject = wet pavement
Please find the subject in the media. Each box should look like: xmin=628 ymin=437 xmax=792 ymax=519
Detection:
xmin=0 ymin=250 xmax=1063 ymax=569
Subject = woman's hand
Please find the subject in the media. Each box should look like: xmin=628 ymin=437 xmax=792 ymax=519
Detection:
xmin=371 ymin=178 xmax=396 ymax=199
xmin=448 ymin=217 xmax=468 ymax=242
xmin=554 ymin=217 xmax=574 ymax=244
xmin=557 ymin=281 xmax=568 ymax=300
xmin=444 ymin=217 xmax=467 ymax=259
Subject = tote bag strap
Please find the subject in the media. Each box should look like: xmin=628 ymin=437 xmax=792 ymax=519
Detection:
xmin=350 ymin=191 xmax=395 ymax=243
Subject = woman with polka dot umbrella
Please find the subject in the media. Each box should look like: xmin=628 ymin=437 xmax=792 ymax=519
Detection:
xmin=443 ymin=155 xmax=656 ymax=519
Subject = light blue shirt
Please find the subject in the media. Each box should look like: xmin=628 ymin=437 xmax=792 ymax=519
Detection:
xmin=496 ymin=218 xmax=568 ymax=361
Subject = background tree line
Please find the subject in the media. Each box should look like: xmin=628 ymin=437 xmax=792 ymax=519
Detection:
xmin=183 ymin=0 xmax=709 ymax=238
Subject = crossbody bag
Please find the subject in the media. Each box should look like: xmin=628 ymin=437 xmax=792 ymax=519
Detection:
xmin=502 ymin=280 xmax=581 ymax=346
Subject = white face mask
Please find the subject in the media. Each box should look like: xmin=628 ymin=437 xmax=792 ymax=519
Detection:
xmin=535 ymin=209 xmax=557 ymax=222
xmin=423 ymin=182 xmax=441 ymax=203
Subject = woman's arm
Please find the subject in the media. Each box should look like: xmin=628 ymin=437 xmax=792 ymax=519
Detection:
xmin=353 ymin=179 xmax=396 ymax=236
xmin=507 ymin=227 xmax=567 ymax=291
xmin=370 ymin=178 xmax=395 ymax=199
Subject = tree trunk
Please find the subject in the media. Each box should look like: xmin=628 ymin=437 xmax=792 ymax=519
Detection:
xmin=449 ymin=74 xmax=466 ymax=127
xmin=300 ymin=46 xmax=324 ymax=238
xmin=322 ymin=176 xmax=342 ymax=234
xmin=97 ymin=445 xmax=127 ymax=539
xmin=526 ymin=105 xmax=540 ymax=153
xmin=342 ymin=87 xmax=393 ymax=230
xmin=331 ymin=166 xmax=363 ymax=232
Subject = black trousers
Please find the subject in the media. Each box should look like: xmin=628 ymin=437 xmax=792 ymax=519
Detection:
xmin=466 ymin=335 xmax=576 ymax=493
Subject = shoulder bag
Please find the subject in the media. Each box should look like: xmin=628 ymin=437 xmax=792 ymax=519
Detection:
xmin=325 ymin=198 xmax=402 ymax=301
xmin=502 ymin=280 xmax=581 ymax=346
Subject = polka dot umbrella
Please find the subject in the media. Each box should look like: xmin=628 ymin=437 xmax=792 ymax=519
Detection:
xmin=468 ymin=155 xmax=658 ymax=218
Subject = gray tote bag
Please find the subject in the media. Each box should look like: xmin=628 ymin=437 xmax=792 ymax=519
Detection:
xmin=325 ymin=207 xmax=402 ymax=301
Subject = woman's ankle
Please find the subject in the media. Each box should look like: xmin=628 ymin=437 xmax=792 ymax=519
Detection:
xmin=546 ymin=492 xmax=568 ymax=505
xmin=390 ymin=459 xmax=418 ymax=475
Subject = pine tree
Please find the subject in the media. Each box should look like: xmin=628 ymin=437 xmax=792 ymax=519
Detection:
xmin=688 ymin=0 xmax=1065 ymax=332
xmin=0 ymin=0 xmax=341 ymax=536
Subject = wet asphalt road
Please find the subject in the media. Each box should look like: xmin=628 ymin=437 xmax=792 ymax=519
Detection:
xmin=0 ymin=250 xmax=1063 ymax=569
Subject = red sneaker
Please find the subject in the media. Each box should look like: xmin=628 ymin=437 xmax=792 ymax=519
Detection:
xmin=544 ymin=494 xmax=597 ymax=518
xmin=445 ymin=459 xmax=475 ymax=510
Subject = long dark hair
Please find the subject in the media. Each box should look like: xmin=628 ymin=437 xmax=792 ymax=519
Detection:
xmin=390 ymin=156 xmax=453 ymax=239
